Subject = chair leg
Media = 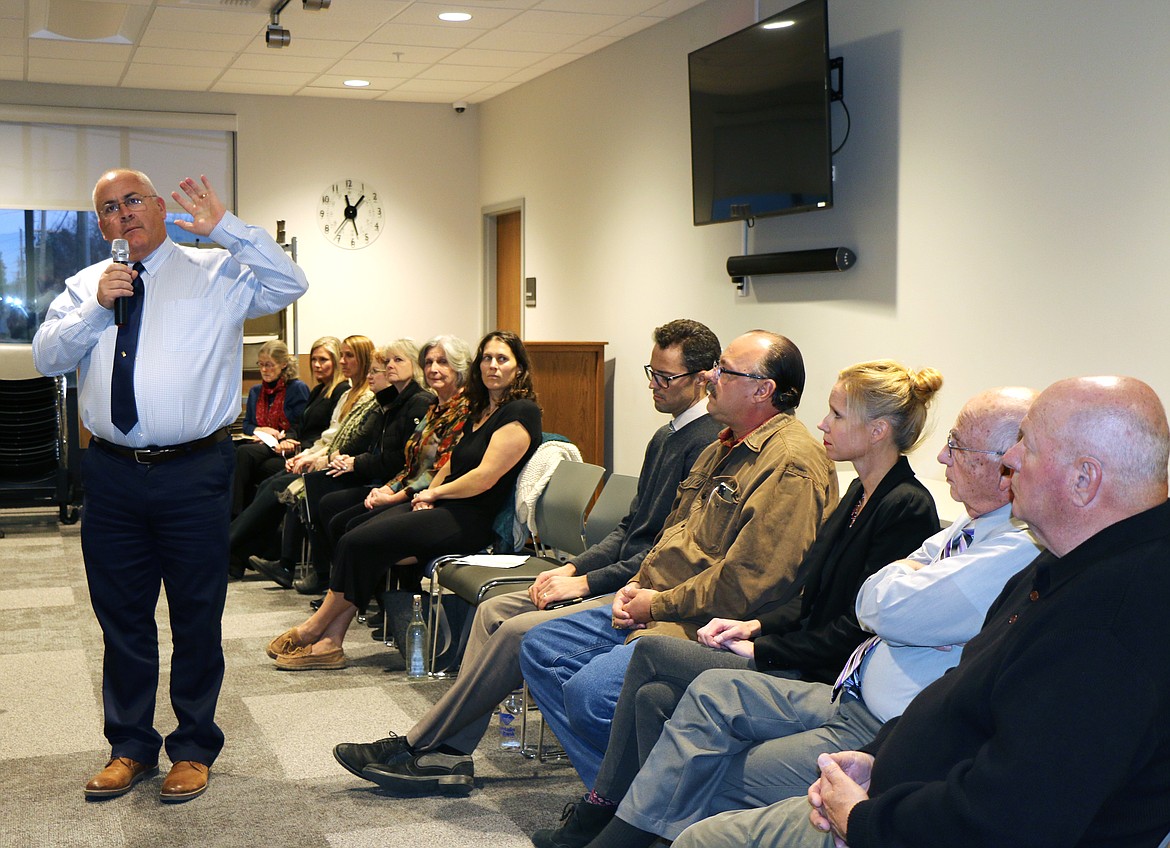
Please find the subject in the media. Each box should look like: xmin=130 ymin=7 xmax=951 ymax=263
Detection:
xmin=520 ymin=680 xmax=566 ymax=762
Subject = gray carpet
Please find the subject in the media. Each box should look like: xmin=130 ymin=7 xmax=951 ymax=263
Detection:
xmin=0 ymin=508 xmax=581 ymax=848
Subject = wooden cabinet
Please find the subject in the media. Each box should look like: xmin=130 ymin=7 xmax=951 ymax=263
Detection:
xmin=525 ymin=341 xmax=607 ymax=467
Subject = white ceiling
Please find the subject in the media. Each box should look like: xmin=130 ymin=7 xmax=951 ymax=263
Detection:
xmin=0 ymin=0 xmax=707 ymax=103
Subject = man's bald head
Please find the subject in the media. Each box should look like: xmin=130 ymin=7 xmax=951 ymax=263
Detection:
xmin=1002 ymin=376 xmax=1169 ymax=555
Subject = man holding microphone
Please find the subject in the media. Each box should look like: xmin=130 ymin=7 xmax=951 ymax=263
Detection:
xmin=33 ymin=169 xmax=308 ymax=803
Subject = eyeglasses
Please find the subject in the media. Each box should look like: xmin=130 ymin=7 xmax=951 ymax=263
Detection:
xmin=644 ymin=364 xmax=700 ymax=389
xmin=98 ymin=194 xmax=159 ymax=219
xmin=710 ymin=360 xmax=768 ymax=382
xmin=945 ymin=432 xmax=1005 ymax=460
xmin=256 ymin=360 xmax=280 ymax=370
xmin=368 ymin=366 xmax=388 ymax=375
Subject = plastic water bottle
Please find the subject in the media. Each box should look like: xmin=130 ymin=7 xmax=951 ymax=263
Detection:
xmin=405 ymin=594 xmax=428 ymax=679
xmin=498 ymin=691 xmax=522 ymax=749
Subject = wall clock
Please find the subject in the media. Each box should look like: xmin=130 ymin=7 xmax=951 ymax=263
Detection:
xmin=317 ymin=178 xmax=384 ymax=250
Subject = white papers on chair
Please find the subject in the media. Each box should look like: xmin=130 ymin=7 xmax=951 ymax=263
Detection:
xmin=253 ymin=430 xmax=280 ymax=450
xmin=453 ymin=555 xmax=530 ymax=568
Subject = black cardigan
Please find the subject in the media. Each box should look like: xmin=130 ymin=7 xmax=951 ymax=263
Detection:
xmin=349 ymin=381 xmax=436 ymax=485
xmin=753 ymin=455 xmax=939 ymax=684
xmin=286 ymin=379 xmax=349 ymax=447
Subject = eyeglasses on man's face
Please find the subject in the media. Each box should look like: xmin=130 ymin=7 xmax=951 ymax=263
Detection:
xmin=709 ymin=359 xmax=767 ymax=383
xmin=98 ymin=194 xmax=159 ymax=219
xmin=644 ymin=364 xmax=700 ymax=389
xmin=945 ymin=431 xmax=1006 ymax=460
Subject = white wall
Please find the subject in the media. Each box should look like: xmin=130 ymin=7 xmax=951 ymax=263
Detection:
xmin=478 ymin=0 xmax=1170 ymax=485
xmin=0 ymin=81 xmax=483 ymax=350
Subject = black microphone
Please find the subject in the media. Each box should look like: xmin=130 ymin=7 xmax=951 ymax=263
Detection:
xmin=111 ymin=238 xmax=131 ymax=326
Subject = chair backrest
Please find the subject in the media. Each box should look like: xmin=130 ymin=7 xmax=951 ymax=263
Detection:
xmin=584 ymin=472 xmax=639 ymax=549
xmin=533 ymin=460 xmax=605 ymax=557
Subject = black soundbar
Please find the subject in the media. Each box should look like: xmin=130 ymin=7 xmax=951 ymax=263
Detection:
xmin=726 ymin=247 xmax=857 ymax=278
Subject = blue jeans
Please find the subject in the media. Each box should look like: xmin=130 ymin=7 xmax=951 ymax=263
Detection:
xmin=519 ymin=605 xmax=638 ymax=787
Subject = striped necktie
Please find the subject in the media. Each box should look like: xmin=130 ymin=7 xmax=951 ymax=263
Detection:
xmin=831 ymin=521 xmax=975 ymax=702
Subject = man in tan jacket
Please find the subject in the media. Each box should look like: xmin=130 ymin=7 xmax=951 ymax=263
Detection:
xmin=515 ymin=330 xmax=839 ymax=789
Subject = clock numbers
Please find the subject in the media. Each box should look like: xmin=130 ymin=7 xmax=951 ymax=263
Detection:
xmin=318 ymin=179 xmax=384 ymax=250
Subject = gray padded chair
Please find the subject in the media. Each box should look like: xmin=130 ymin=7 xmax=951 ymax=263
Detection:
xmin=583 ymin=472 xmax=638 ymax=549
xmin=425 ymin=459 xmax=605 ymax=674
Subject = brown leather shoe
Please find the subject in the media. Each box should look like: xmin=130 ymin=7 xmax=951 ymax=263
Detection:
xmin=274 ymin=644 xmax=347 ymax=670
xmin=84 ymin=757 xmax=158 ymax=800
xmin=160 ymin=761 xmax=209 ymax=803
xmin=266 ymin=627 xmax=301 ymax=659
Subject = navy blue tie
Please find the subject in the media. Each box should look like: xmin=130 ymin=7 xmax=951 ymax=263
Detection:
xmin=111 ymin=262 xmax=146 ymax=435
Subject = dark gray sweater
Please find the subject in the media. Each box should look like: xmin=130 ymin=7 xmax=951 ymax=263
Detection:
xmin=578 ymin=411 xmax=722 ymax=595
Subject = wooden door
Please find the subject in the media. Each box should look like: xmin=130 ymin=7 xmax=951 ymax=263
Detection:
xmin=494 ymin=210 xmax=522 ymax=334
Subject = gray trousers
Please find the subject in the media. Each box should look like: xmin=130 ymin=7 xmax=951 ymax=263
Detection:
xmin=673 ymin=797 xmax=835 ymax=848
xmin=594 ymin=634 xmax=765 ymax=800
xmin=407 ymin=589 xmax=611 ymax=754
xmin=616 ymin=669 xmax=884 ymax=841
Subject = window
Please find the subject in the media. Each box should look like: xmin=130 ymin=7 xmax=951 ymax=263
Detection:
xmin=0 ymin=106 xmax=236 ymax=344
xmin=0 ymin=209 xmax=196 ymax=343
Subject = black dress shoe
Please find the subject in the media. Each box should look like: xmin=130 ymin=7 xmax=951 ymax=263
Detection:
xmin=333 ymin=733 xmax=412 ymax=779
xmin=249 ymin=556 xmax=293 ymax=589
xmin=309 ymin=596 xmax=325 ymax=610
xmin=293 ymin=571 xmax=320 ymax=595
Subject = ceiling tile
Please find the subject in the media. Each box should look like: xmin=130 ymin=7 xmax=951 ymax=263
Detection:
xmin=121 ymin=62 xmax=221 ymax=88
xmin=415 ymin=63 xmax=513 ymax=83
xmin=28 ymin=57 xmax=125 ymax=85
xmin=465 ymin=27 xmax=582 ymax=53
xmin=147 ymin=6 xmax=263 ymax=35
xmin=501 ymin=10 xmax=626 ymax=36
xmin=209 ymin=79 xmax=304 ymax=95
xmin=139 ymin=27 xmax=252 ymax=52
xmin=132 ymin=45 xmax=237 ymax=66
xmin=364 ymin=22 xmax=482 ymax=49
xmin=535 ymin=0 xmax=662 ymax=14
xmin=231 ymin=52 xmax=335 ymax=73
xmin=325 ymin=57 xmax=431 ymax=79
xmin=444 ymin=46 xmax=549 ymax=68
xmin=343 ymin=42 xmax=453 ymax=64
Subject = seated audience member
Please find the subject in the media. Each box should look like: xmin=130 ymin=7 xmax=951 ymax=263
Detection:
xmin=265 ymin=330 xmax=542 ymax=670
xmin=536 ymin=387 xmax=1042 ymax=848
xmin=232 ymin=339 xmax=309 ymax=514
xmin=233 ymin=336 xmax=349 ymax=517
xmin=676 ymin=376 xmax=1170 ymax=848
xmin=517 ymin=331 xmax=840 ymax=790
xmin=336 ymin=318 xmax=722 ymax=792
xmin=228 ymin=334 xmax=375 ymax=577
xmin=532 ymin=361 xmax=946 ymax=847
xmin=302 ymin=335 xmax=474 ymax=594
xmin=250 ymin=338 xmax=436 ymax=588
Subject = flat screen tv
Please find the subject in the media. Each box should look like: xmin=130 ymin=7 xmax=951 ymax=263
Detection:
xmin=689 ymin=0 xmax=833 ymax=226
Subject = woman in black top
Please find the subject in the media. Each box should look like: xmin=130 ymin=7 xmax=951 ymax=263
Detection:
xmin=267 ymin=331 xmax=542 ymax=670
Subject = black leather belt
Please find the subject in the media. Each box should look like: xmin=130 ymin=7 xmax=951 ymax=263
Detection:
xmin=92 ymin=428 xmax=230 ymax=465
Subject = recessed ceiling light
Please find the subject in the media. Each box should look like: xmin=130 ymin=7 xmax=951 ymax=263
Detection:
xmin=344 ymin=79 xmax=370 ymax=87
xmin=762 ymin=20 xmax=795 ymax=29
xmin=438 ymin=12 xmax=472 ymax=22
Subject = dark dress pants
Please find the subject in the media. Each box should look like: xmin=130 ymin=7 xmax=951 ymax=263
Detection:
xmin=81 ymin=439 xmax=234 ymax=767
